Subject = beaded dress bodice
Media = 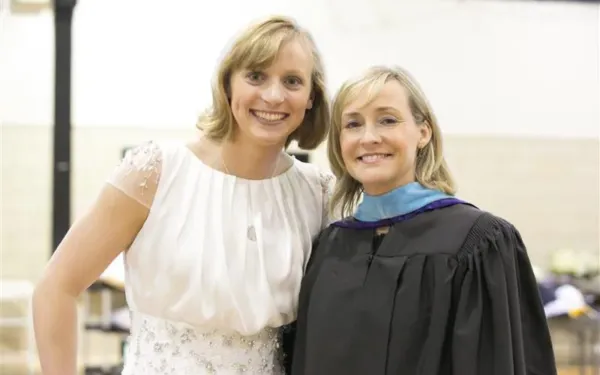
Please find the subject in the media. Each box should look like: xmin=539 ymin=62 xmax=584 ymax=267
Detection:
xmin=122 ymin=313 xmax=282 ymax=374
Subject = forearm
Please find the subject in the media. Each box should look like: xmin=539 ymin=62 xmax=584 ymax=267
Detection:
xmin=32 ymin=285 xmax=78 ymax=375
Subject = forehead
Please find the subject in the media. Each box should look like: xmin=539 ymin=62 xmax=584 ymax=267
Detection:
xmin=243 ymin=38 xmax=313 ymax=77
xmin=343 ymin=80 xmax=409 ymax=115
xmin=273 ymin=40 xmax=313 ymax=72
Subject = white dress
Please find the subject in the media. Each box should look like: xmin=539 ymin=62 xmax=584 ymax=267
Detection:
xmin=106 ymin=140 xmax=333 ymax=374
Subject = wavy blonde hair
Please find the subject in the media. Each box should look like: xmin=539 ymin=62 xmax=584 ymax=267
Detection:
xmin=328 ymin=65 xmax=456 ymax=218
xmin=197 ymin=16 xmax=330 ymax=150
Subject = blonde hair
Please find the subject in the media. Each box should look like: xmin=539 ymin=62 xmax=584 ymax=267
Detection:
xmin=328 ymin=65 xmax=456 ymax=218
xmin=197 ymin=16 xmax=330 ymax=150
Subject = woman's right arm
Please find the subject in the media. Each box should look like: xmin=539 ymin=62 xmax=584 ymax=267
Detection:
xmin=32 ymin=141 xmax=162 ymax=375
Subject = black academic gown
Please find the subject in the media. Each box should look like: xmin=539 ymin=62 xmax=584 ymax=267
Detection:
xmin=286 ymin=203 xmax=557 ymax=375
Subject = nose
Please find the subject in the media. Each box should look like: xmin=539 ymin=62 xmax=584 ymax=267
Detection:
xmin=359 ymin=124 xmax=381 ymax=145
xmin=261 ymin=82 xmax=285 ymax=104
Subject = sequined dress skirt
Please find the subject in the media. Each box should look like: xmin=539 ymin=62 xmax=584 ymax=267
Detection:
xmin=122 ymin=312 xmax=284 ymax=374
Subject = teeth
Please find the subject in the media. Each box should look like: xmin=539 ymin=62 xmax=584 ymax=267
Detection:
xmin=253 ymin=110 xmax=286 ymax=122
xmin=360 ymin=154 xmax=389 ymax=163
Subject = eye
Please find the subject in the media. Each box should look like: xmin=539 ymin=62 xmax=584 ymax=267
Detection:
xmin=246 ymin=71 xmax=264 ymax=83
xmin=380 ymin=116 xmax=399 ymax=125
xmin=284 ymin=76 xmax=303 ymax=87
xmin=344 ymin=120 xmax=361 ymax=129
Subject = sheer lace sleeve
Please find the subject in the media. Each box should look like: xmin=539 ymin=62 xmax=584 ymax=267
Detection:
xmin=319 ymin=170 xmax=336 ymax=228
xmin=106 ymin=141 xmax=163 ymax=209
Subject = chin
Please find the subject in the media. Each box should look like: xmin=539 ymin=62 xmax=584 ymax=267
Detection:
xmin=352 ymin=168 xmax=388 ymax=182
xmin=248 ymin=128 xmax=291 ymax=147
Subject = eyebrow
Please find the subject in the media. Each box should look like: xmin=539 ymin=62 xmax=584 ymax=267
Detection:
xmin=245 ymin=67 xmax=309 ymax=77
xmin=286 ymin=69 xmax=309 ymax=77
xmin=343 ymin=106 xmax=401 ymax=117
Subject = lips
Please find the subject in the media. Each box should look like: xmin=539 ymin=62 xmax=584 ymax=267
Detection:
xmin=358 ymin=153 xmax=392 ymax=164
xmin=251 ymin=110 xmax=289 ymax=122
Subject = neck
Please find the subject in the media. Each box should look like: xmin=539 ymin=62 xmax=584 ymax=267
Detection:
xmin=354 ymin=181 xmax=452 ymax=222
xmin=221 ymin=138 xmax=283 ymax=180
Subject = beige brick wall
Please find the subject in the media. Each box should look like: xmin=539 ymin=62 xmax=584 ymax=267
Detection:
xmin=1 ymin=125 xmax=599 ymax=369
xmin=444 ymin=135 xmax=599 ymax=267
xmin=3 ymin=125 xmax=596 ymax=280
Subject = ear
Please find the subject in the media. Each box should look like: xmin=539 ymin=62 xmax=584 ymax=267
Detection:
xmin=417 ymin=121 xmax=432 ymax=149
xmin=306 ymin=97 xmax=313 ymax=110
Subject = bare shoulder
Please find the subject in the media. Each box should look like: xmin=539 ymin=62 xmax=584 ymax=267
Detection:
xmin=185 ymin=136 xmax=212 ymax=161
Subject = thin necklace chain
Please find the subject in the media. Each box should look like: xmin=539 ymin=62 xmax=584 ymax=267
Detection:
xmin=221 ymin=150 xmax=281 ymax=179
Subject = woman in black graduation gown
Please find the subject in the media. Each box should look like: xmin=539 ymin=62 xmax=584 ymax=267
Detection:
xmin=286 ymin=66 xmax=557 ymax=375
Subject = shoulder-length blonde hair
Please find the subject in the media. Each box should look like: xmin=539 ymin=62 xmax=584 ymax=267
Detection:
xmin=328 ymin=65 xmax=456 ymax=218
xmin=197 ymin=16 xmax=330 ymax=150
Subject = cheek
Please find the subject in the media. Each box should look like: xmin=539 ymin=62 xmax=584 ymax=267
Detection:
xmin=387 ymin=130 xmax=419 ymax=159
xmin=231 ymin=93 xmax=248 ymax=112
xmin=339 ymin=134 xmax=357 ymax=165
xmin=229 ymin=98 xmax=247 ymax=127
xmin=230 ymin=96 xmax=241 ymax=115
xmin=289 ymin=91 xmax=311 ymax=114
xmin=398 ymin=145 xmax=420 ymax=173
xmin=230 ymin=82 xmax=253 ymax=113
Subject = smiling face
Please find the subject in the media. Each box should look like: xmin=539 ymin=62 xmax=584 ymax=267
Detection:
xmin=228 ymin=39 xmax=314 ymax=148
xmin=339 ymin=80 xmax=432 ymax=195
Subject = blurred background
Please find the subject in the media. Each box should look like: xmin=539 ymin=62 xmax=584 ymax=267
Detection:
xmin=0 ymin=0 xmax=599 ymax=374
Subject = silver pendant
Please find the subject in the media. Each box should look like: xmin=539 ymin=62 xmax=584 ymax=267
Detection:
xmin=247 ymin=225 xmax=257 ymax=241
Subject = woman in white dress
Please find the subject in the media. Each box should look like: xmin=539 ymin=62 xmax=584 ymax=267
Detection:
xmin=32 ymin=16 xmax=333 ymax=375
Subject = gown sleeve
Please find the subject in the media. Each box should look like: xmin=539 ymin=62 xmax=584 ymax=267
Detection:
xmin=106 ymin=140 xmax=163 ymax=209
xmin=452 ymin=214 xmax=557 ymax=375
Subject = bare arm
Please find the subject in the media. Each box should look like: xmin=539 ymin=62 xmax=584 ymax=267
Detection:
xmin=32 ymin=141 xmax=162 ymax=375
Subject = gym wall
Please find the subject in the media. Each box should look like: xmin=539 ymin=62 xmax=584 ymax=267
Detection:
xmin=3 ymin=0 xmax=598 ymax=282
